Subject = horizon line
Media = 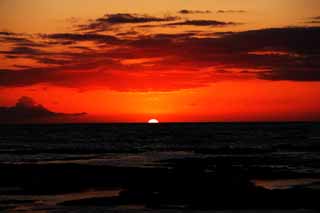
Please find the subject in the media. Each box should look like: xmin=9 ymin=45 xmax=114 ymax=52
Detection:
xmin=1 ymin=121 xmax=319 ymax=125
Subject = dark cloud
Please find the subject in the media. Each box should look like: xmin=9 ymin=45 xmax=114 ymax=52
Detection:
xmin=98 ymin=13 xmax=177 ymax=24
xmin=44 ymin=33 xmax=120 ymax=44
xmin=217 ymin=10 xmax=246 ymax=13
xmin=0 ymin=96 xmax=87 ymax=123
xmin=306 ymin=16 xmax=320 ymax=24
xmin=208 ymin=31 xmax=235 ymax=37
xmin=14 ymin=65 xmax=33 ymax=69
xmin=1 ymin=27 xmax=320 ymax=91
xmin=307 ymin=21 xmax=320 ymax=24
xmin=166 ymin=20 xmax=238 ymax=27
xmin=0 ymin=31 xmax=16 ymax=36
xmin=259 ymin=67 xmax=320 ymax=81
xmin=116 ymin=31 xmax=138 ymax=37
xmin=1 ymin=36 xmax=32 ymax=44
xmin=0 ymin=68 xmax=73 ymax=87
xmin=0 ymin=34 xmax=46 ymax=47
xmin=79 ymin=13 xmax=178 ymax=32
xmin=0 ymin=46 xmax=43 ymax=55
xmin=215 ymin=27 xmax=320 ymax=54
xmin=36 ymin=57 xmax=71 ymax=65
xmin=178 ymin=9 xmax=212 ymax=14
xmin=0 ymin=46 xmax=65 ymax=65
xmin=126 ymin=27 xmax=320 ymax=82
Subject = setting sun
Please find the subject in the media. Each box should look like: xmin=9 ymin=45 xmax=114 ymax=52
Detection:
xmin=148 ymin=119 xmax=159 ymax=124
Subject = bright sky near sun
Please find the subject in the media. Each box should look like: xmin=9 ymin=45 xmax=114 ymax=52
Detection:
xmin=0 ymin=0 xmax=320 ymax=122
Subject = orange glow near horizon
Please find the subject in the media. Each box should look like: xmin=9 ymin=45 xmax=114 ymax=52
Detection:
xmin=1 ymin=80 xmax=320 ymax=122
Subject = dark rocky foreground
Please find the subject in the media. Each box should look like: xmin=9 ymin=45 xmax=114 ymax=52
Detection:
xmin=0 ymin=159 xmax=319 ymax=211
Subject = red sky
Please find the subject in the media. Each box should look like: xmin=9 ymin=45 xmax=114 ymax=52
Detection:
xmin=0 ymin=0 xmax=320 ymax=122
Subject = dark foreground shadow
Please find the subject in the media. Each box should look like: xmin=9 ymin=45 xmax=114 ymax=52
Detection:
xmin=0 ymin=160 xmax=319 ymax=210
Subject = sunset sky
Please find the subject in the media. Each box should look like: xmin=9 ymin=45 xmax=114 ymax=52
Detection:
xmin=1 ymin=0 xmax=320 ymax=122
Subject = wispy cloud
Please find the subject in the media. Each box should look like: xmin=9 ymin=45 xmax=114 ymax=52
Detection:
xmin=178 ymin=9 xmax=212 ymax=14
xmin=217 ymin=10 xmax=246 ymax=13
xmin=166 ymin=20 xmax=238 ymax=27
xmin=306 ymin=16 xmax=320 ymax=24
xmin=44 ymin=33 xmax=120 ymax=44
xmin=78 ymin=13 xmax=179 ymax=32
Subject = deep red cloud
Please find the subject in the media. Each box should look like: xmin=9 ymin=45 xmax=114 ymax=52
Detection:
xmin=1 ymin=14 xmax=320 ymax=92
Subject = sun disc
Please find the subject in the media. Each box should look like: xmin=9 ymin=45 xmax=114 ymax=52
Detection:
xmin=148 ymin=118 xmax=159 ymax=124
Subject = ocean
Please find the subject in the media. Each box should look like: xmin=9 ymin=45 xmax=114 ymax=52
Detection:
xmin=0 ymin=123 xmax=319 ymax=212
